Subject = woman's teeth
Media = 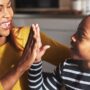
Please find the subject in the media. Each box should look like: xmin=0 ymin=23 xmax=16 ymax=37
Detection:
xmin=1 ymin=22 xmax=10 ymax=29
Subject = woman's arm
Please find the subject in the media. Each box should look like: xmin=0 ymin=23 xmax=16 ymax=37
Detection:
xmin=0 ymin=24 xmax=49 ymax=90
xmin=0 ymin=24 xmax=36 ymax=90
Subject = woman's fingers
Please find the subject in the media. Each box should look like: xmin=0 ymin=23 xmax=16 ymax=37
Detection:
xmin=22 ymin=25 xmax=34 ymax=58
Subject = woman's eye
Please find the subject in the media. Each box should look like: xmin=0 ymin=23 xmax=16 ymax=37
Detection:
xmin=0 ymin=7 xmax=2 ymax=11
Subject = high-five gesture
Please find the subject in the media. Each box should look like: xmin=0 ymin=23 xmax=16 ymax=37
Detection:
xmin=32 ymin=24 xmax=50 ymax=63
xmin=0 ymin=24 xmax=50 ymax=90
xmin=19 ymin=24 xmax=50 ymax=71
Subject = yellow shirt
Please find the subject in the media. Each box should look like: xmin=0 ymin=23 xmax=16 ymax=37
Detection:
xmin=0 ymin=26 xmax=30 ymax=90
xmin=0 ymin=83 xmax=3 ymax=90
xmin=0 ymin=26 xmax=70 ymax=90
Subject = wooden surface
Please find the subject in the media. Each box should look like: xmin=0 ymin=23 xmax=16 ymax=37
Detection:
xmin=15 ymin=8 xmax=83 ymax=16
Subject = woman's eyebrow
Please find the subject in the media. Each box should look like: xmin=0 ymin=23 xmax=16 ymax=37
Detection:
xmin=0 ymin=0 xmax=11 ymax=7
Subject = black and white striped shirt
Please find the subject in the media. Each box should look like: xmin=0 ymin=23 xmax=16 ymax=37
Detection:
xmin=28 ymin=59 xmax=90 ymax=90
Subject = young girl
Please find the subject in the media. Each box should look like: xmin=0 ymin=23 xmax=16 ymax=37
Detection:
xmin=28 ymin=16 xmax=90 ymax=90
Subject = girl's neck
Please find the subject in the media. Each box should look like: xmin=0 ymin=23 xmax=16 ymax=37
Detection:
xmin=82 ymin=61 xmax=90 ymax=70
xmin=71 ymin=54 xmax=90 ymax=69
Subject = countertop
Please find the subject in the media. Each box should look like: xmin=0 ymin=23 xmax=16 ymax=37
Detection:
xmin=14 ymin=13 xmax=84 ymax=19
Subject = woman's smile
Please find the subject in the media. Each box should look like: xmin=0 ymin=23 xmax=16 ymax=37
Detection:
xmin=0 ymin=21 xmax=11 ymax=29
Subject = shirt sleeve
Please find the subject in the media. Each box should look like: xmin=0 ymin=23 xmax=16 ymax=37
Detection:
xmin=28 ymin=61 xmax=63 ymax=90
xmin=0 ymin=82 xmax=3 ymax=90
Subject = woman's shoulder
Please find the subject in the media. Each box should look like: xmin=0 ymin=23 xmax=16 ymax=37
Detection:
xmin=12 ymin=26 xmax=30 ymax=33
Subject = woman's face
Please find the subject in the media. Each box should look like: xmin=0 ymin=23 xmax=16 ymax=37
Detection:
xmin=0 ymin=0 xmax=13 ymax=37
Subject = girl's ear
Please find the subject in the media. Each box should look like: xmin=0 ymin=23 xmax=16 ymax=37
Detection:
xmin=71 ymin=35 xmax=77 ymax=42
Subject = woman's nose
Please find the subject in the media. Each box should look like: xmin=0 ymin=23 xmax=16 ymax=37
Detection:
xmin=3 ymin=8 xmax=10 ymax=18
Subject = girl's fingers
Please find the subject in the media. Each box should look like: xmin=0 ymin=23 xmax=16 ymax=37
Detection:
xmin=30 ymin=24 xmax=36 ymax=52
xmin=40 ymin=45 xmax=50 ymax=56
xmin=35 ymin=45 xmax=50 ymax=61
xmin=30 ymin=24 xmax=43 ymax=57
xmin=35 ymin=24 xmax=42 ymax=48
xmin=31 ymin=24 xmax=40 ymax=52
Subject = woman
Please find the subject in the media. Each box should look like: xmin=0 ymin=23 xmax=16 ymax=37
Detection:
xmin=0 ymin=0 xmax=49 ymax=90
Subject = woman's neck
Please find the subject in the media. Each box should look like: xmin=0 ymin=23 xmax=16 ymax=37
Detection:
xmin=0 ymin=36 xmax=7 ymax=46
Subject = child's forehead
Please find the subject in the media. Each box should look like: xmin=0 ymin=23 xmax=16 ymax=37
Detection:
xmin=77 ymin=16 xmax=90 ymax=33
xmin=82 ymin=16 xmax=90 ymax=27
xmin=83 ymin=21 xmax=90 ymax=34
xmin=74 ymin=17 xmax=90 ymax=38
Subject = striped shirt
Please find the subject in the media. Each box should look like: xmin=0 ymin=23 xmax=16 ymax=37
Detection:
xmin=28 ymin=59 xmax=90 ymax=90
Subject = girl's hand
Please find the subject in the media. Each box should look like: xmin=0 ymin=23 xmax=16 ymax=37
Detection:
xmin=19 ymin=24 xmax=50 ymax=71
xmin=32 ymin=24 xmax=50 ymax=63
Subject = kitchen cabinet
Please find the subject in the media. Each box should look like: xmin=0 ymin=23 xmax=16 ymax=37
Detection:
xmin=13 ymin=0 xmax=89 ymax=16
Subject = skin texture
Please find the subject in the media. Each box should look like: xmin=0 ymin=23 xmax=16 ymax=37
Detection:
xmin=0 ymin=0 xmax=13 ymax=46
xmin=70 ymin=15 xmax=90 ymax=69
xmin=0 ymin=23 xmax=50 ymax=90
xmin=1 ymin=0 xmax=90 ymax=89
xmin=0 ymin=0 xmax=50 ymax=89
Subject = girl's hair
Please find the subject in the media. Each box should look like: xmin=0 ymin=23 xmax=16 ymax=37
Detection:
xmin=75 ymin=15 xmax=90 ymax=41
xmin=75 ymin=15 xmax=90 ymax=40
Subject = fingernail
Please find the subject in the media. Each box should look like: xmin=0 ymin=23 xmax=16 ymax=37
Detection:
xmin=36 ymin=24 xmax=39 ymax=27
xmin=32 ymin=24 xmax=34 ymax=27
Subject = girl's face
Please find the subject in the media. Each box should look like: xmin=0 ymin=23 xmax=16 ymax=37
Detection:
xmin=71 ymin=29 xmax=90 ymax=61
xmin=70 ymin=16 xmax=90 ymax=61
xmin=0 ymin=0 xmax=13 ymax=37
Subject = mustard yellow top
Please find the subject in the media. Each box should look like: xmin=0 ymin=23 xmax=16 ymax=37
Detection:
xmin=0 ymin=26 xmax=70 ymax=90
xmin=0 ymin=26 xmax=30 ymax=90
xmin=0 ymin=82 xmax=3 ymax=90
